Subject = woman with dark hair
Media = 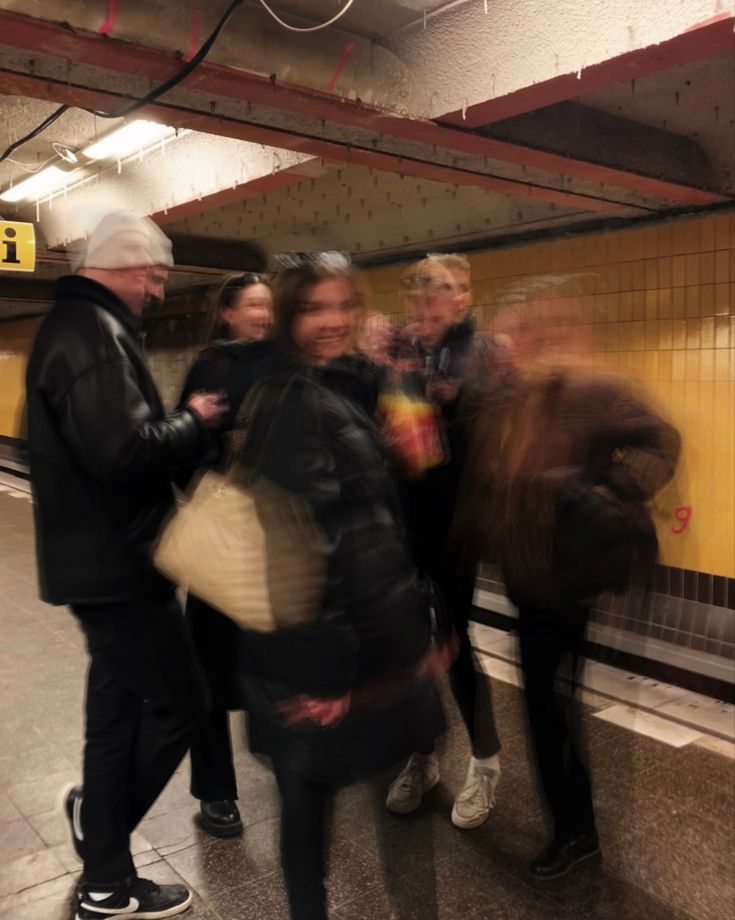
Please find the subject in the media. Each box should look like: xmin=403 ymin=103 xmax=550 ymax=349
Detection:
xmin=209 ymin=271 xmax=273 ymax=342
xmin=178 ymin=272 xmax=272 ymax=838
xmin=220 ymin=255 xmax=444 ymax=920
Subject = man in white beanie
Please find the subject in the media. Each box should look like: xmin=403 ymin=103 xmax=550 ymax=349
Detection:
xmin=26 ymin=210 xmax=225 ymax=920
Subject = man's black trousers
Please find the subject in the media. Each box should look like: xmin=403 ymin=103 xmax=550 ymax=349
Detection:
xmin=72 ymin=594 xmax=209 ymax=885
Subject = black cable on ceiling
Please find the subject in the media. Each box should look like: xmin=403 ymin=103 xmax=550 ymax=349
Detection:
xmin=0 ymin=0 xmax=245 ymax=165
xmin=87 ymin=0 xmax=245 ymax=118
xmin=0 ymin=105 xmax=69 ymax=166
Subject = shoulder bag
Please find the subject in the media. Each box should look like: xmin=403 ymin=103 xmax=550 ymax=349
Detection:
xmin=153 ymin=381 xmax=329 ymax=632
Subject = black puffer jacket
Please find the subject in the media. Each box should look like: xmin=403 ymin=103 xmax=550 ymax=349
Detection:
xmin=26 ymin=275 xmax=207 ymax=604
xmin=217 ymin=342 xmax=444 ymax=783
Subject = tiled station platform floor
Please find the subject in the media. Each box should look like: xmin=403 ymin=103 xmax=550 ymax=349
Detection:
xmin=1 ymin=476 xmax=733 ymax=920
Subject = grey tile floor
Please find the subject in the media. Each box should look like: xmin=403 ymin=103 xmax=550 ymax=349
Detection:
xmin=0 ymin=484 xmax=733 ymax=920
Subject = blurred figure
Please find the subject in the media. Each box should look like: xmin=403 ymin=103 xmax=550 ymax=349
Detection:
xmin=227 ymin=255 xmax=445 ymax=920
xmin=387 ymin=321 xmax=423 ymax=374
xmin=178 ymin=273 xmax=273 ymax=838
xmin=356 ymin=310 xmax=393 ymax=366
xmin=430 ymin=252 xmax=473 ymax=323
xmin=386 ymin=257 xmax=503 ymax=830
xmin=25 ymin=210 xmax=226 ymax=920
xmin=462 ymin=276 xmax=680 ymax=878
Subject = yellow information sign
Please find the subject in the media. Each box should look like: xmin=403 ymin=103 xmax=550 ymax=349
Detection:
xmin=0 ymin=220 xmax=36 ymax=272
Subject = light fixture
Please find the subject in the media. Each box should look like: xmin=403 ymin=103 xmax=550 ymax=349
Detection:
xmin=0 ymin=165 xmax=72 ymax=203
xmin=82 ymin=120 xmax=175 ymax=160
xmin=52 ymin=142 xmax=79 ymax=165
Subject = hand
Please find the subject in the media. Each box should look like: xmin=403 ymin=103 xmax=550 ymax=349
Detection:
xmin=187 ymin=391 xmax=228 ymax=428
xmin=427 ymin=378 xmax=459 ymax=405
xmin=435 ymin=630 xmax=460 ymax=672
xmin=277 ymin=692 xmax=351 ymax=728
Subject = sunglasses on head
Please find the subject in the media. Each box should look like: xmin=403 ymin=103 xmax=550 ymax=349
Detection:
xmin=273 ymin=251 xmax=351 ymax=272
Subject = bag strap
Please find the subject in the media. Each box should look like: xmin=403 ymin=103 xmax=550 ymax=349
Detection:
xmin=222 ymin=375 xmax=297 ymax=484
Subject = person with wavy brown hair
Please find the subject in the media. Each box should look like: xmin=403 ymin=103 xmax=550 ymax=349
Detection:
xmin=229 ymin=254 xmax=445 ymax=920
xmin=459 ymin=275 xmax=680 ymax=879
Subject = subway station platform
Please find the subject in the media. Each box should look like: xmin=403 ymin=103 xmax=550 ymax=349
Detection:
xmin=0 ymin=476 xmax=733 ymax=920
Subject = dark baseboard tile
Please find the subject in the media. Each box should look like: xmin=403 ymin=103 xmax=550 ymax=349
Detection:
xmin=479 ymin=561 xmax=735 ymax=611
xmin=655 ymin=563 xmax=734 ymax=611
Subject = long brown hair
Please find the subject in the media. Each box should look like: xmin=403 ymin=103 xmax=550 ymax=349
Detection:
xmin=271 ymin=256 xmax=363 ymax=355
xmin=455 ymin=274 xmax=599 ymax=569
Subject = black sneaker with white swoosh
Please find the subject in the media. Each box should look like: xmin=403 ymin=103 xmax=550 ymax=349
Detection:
xmin=59 ymin=783 xmax=85 ymax=860
xmin=76 ymin=878 xmax=192 ymax=919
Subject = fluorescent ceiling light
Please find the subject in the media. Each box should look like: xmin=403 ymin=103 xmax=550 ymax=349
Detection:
xmin=82 ymin=120 xmax=175 ymax=160
xmin=0 ymin=165 xmax=71 ymax=203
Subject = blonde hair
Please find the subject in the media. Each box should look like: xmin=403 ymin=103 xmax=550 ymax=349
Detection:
xmin=429 ymin=253 xmax=471 ymax=275
xmin=400 ymin=258 xmax=449 ymax=289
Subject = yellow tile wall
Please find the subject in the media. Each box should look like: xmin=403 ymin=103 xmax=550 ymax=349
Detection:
xmin=2 ymin=212 xmax=733 ymax=577
xmin=364 ymin=211 xmax=735 ymax=579
xmin=0 ymin=318 xmax=40 ymax=441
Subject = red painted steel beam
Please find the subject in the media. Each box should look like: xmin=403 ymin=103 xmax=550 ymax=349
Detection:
xmin=0 ymin=68 xmax=641 ymax=216
xmin=440 ymin=13 xmax=735 ymax=128
xmin=0 ymin=9 xmax=727 ymax=206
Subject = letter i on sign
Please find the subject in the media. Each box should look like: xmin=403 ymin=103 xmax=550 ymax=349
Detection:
xmin=2 ymin=227 xmax=20 ymax=263
xmin=0 ymin=221 xmax=36 ymax=272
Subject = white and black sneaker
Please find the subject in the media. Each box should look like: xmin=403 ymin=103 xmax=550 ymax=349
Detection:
xmin=59 ymin=782 xmax=85 ymax=860
xmin=76 ymin=877 xmax=192 ymax=919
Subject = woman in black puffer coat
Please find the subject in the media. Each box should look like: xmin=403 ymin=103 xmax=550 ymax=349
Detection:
xmin=212 ymin=258 xmax=445 ymax=920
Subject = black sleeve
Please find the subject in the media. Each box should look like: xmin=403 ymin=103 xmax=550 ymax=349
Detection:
xmin=587 ymin=382 xmax=681 ymax=501
xmin=177 ymin=353 xmax=223 ymax=409
xmin=174 ymin=350 xmax=236 ymax=488
xmin=57 ymin=359 xmax=205 ymax=485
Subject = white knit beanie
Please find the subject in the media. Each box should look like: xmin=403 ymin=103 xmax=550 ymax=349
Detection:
xmin=74 ymin=210 xmax=173 ymax=271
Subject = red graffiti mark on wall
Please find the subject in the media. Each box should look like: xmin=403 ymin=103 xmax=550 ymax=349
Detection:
xmin=326 ymin=41 xmax=356 ymax=92
xmin=183 ymin=12 xmax=201 ymax=63
xmin=671 ymin=506 xmax=693 ymax=534
xmin=99 ymin=0 xmax=119 ymax=35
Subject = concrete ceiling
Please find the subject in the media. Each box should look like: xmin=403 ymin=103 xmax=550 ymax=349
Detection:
xmin=237 ymin=0 xmax=451 ymax=39
xmin=167 ymin=162 xmax=589 ymax=261
xmin=579 ymin=52 xmax=735 ymax=194
xmin=0 ymin=0 xmax=733 ymax=320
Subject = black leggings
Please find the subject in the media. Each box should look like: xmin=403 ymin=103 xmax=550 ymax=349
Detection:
xmin=517 ymin=604 xmax=595 ymax=841
xmin=276 ymin=766 xmax=332 ymax=920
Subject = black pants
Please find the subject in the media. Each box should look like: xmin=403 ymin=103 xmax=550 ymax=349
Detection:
xmin=517 ymin=604 xmax=595 ymax=842
xmin=276 ymin=766 xmax=332 ymax=920
xmin=431 ymin=558 xmax=501 ymax=759
xmin=186 ymin=597 xmax=240 ymax=802
xmin=189 ymin=710 xmax=237 ymax=802
xmin=72 ymin=595 xmax=209 ymax=885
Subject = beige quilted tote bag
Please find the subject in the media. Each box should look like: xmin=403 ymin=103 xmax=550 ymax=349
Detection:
xmin=153 ymin=383 xmax=328 ymax=632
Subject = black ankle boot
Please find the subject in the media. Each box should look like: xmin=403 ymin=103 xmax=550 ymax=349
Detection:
xmin=529 ymin=829 xmax=600 ymax=879
xmin=198 ymin=800 xmax=243 ymax=838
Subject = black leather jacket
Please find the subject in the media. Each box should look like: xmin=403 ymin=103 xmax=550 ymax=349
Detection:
xmin=26 ymin=275 xmax=207 ymax=605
